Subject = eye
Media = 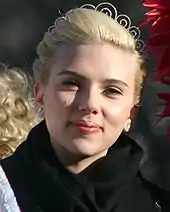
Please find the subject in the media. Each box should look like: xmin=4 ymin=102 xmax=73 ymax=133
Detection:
xmin=103 ymin=87 xmax=122 ymax=97
xmin=61 ymin=79 xmax=80 ymax=90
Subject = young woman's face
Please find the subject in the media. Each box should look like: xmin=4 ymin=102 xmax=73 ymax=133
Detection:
xmin=35 ymin=44 xmax=137 ymax=157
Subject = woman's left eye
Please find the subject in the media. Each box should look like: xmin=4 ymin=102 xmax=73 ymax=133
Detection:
xmin=103 ymin=87 xmax=122 ymax=96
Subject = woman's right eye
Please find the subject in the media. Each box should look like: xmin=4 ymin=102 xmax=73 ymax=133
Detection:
xmin=61 ymin=79 xmax=80 ymax=89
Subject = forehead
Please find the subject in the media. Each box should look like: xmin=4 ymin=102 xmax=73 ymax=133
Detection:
xmin=51 ymin=44 xmax=137 ymax=82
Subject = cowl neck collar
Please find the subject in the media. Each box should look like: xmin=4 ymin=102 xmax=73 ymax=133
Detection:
xmin=13 ymin=121 xmax=157 ymax=212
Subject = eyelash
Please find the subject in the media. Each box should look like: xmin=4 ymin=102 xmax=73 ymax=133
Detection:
xmin=62 ymin=79 xmax=80 ymax=87
xmin=61 ymin=80 xmax=122 ymax=96
xmin=103 ymin=87 xmax=122 ymax=96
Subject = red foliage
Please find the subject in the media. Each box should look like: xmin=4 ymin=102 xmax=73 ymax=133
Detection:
xmin=140 ymin=0 xmax=170 ymax=126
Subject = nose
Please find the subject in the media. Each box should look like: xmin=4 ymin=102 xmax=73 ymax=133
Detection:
xmin=77 ymin=88 xmax=100 ymax=115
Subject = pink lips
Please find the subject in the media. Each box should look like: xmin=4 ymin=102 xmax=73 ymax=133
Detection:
xmin=71 ymin=119 xmax=102 ymax=134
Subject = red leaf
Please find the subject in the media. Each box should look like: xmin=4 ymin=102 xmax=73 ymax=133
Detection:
xmin=150 ymin=17 xmax=170 ymax=33
xmin=141 ymin=0 xmax=170 ymax=134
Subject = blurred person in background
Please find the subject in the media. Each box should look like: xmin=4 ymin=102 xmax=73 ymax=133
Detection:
xmin=0 ymin=62 xmax=40 ymax=211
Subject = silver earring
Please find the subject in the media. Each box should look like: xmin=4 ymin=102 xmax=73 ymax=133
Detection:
xmin=124 ymin=119 xmax=132 ymax=132
xmin=38 ymin=108 xmax=43 ymax=113
xmin=125 ymin=124 xmax=131 ymax=132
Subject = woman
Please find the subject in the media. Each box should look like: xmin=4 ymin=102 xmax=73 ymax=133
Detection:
xmin=0 ymin=63 xmax=40 ymax=211
xmin=0 ymin=7 xmax=163 ymax=212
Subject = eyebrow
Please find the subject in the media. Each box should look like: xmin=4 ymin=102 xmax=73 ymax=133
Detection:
xmin=58 ymin=70 xmax=84 ymax=80
xmin=58 ymin=70 xmax=129 ymax=88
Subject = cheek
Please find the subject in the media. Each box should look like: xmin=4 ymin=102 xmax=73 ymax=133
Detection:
xmin=104 ymin=100 xmax=132 ymax=125
xmin=43 ymin=81 xmax=77 ymax=110
xmin=53 ymin=91 xmax=76 ymax=108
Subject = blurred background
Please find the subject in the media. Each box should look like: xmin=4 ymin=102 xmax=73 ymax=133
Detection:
xmin=0 ymin=0 xmax=170 ymax=189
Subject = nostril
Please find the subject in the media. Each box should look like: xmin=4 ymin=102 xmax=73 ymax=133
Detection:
xmin=78 ymin=106 xmax=99 ymax=115
xmin=92 ymin=110 xmax=98 ymax=115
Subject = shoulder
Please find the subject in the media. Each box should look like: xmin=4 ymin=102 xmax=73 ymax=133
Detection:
xmin=0 ymin=149 xmax=38 ymax=211
xmin=0 ymin=139 xmax=32 ymax=192
xmin=1 ymin=144 xmax=24 ymax=179
xmin=0 ymin=165 xmax=20 ymax=211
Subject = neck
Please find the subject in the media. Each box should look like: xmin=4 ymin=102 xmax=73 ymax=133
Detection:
xmin=66 ymin=150 xmax=108 ymax=174
xmin=50 ymin=140 xmax=108 ymax=174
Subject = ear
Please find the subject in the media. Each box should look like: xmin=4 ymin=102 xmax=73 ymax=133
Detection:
xmin=129 ymin=106 xmax=137 ymax=122
xmin=34 ymin=82 xmax=45 ymax=109
xmin=123 ymin=106 xmax=136 ymax=132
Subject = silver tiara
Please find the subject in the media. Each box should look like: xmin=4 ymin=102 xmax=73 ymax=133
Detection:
xmin=46 ymin=2 xmax=145 ymax=52
xmin=81 ymin=2 xmax=145 ymax=52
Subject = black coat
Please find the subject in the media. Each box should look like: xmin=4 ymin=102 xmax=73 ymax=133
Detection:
xmin=1 ymin=121 xmax=168 ymax=212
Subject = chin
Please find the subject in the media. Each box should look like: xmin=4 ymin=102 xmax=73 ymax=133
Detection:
xmin=72 ymin=140 xmax=102 ymax=157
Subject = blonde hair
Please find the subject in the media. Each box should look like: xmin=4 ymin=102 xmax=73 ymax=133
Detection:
xmin=0 ymin=63 xmax=40 ymax=159
xmin=33 ymin=8 xmax=146 ymax=106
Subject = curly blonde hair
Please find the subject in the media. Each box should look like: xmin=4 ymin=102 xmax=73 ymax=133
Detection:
xmin=0 ymin=63 xmax=40 ymax=159
xmin=33 ymin=8 xmax=146 ymax=106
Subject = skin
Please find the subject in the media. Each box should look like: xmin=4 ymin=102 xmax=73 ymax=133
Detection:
xmin=35 ymin=43 xmax=137 ymax=173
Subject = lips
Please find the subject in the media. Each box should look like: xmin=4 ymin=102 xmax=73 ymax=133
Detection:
xmin=70 ymin=119 xmax=103 ymax=133
xmin=75 ymin=120 xmax=102 ymax=128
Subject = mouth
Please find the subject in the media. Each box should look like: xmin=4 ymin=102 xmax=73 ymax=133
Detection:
xmin=70 ymin=120 xmax=103 ymax=134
